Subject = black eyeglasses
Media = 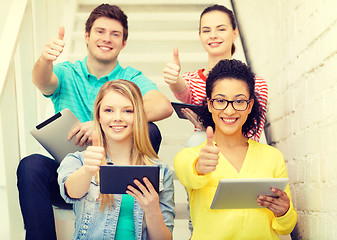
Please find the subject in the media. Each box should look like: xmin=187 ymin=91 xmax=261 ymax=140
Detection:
xmin=210 ymin=98 xmax=252 ymax=111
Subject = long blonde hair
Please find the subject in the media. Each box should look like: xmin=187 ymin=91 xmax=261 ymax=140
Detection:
xmin=93 ymin=80 xmax=158 ymax=209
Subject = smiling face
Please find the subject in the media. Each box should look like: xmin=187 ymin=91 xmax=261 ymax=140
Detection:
xmin=199 ymin=10 xmax=238 ymax=59
xmin=85 ymin=17 xmax=126 ymax=65
xmin=207 ymin=78 xmax=253 ymax=137
xmin=99 ymin=90 xmax=134 ymax=144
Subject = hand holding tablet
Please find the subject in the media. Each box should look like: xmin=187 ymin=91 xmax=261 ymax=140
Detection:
xmin=171 ymin=102 xmax=202 ymax=120
xmin=257 ymin=186 xmax=291 ymax=217
xmin=126 ymin=176 xmax=161 ymax=214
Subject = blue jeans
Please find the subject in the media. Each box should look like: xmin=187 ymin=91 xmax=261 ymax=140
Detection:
xmin=148 ymin=122 xmax=162 ymax=154
xmin=17 ymin=122 xmax=161 ymax=240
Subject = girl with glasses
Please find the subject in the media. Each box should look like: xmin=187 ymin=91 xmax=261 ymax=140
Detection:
xmin=174 ymin=59 xmax=297 ymax=240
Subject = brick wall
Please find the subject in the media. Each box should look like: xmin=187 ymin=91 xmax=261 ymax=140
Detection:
xmin=233 ymin=0 xmax=337 ymax=239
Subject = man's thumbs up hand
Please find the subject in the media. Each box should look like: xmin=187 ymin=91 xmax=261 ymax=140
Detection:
xmin=42 ymin=26 xmax=66 ymax=62
xmin=58 ymin=26 xmax=65 ymax=40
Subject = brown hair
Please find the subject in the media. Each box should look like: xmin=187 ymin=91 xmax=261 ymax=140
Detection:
xmin=199 ymin=4 xmax=237 ymax=55
xmin=85 ymin=4 xmax=128 ymax=41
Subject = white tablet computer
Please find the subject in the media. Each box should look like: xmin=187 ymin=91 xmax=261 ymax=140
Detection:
xmin=30 ymin=108 xmax=87 ymax=163
xmin=210 ymin=178 xmax=289 ymax=209
xmin=99 ymin=165 xmax=160 ymax=194
xmin=171 ymin=102 xmax=202 ymax=119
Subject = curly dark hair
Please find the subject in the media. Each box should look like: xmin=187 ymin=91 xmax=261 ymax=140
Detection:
xmin=198 ymin=59 xmax=262 ymax=138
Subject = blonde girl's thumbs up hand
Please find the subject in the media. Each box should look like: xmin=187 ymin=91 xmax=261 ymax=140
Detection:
xmin=83 ymin=131 xmax=104 ymax=176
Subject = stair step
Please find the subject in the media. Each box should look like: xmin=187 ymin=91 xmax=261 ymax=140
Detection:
xmin=54 ymin=207 xmax=75 ymax=220
xmin=77 ymin=0 xmax=217 ymax=9
xmin=73 ymin=9 xmax=203 ymax=32
xmin=124 ymin=40 xmax=204 ymax=53
xmin=175 ymin=203 xmax=189 ymax=219
xmin=75 ymin=11 xmax=201 ymax=22
xmin=120 ymin=52 xmax=206 ymax=62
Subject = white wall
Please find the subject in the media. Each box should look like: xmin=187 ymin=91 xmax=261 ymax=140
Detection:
xmin=234 ymin=0 xmax=337 ymax=239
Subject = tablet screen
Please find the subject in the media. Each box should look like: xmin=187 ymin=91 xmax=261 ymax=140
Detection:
xmin=99 ymin=165 xmax=160 ymax=194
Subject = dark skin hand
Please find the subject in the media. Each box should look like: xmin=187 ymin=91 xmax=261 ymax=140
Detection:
xmin=257 ymin=187 xmax=290 ymax=217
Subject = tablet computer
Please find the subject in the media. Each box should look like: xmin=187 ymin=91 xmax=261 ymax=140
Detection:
xmin=171 ymin=102 xmax=202 ymax=119
xmin=210 ymin=178 xmax=289 ymax=209
xmin=30 ymin=108 xmax=87 ymax=163
xmin=99 ymin=165 xmax=160 ymax=194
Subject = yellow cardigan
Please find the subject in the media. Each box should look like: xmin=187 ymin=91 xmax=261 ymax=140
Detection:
xmin=174 ymin=139 xmax=297 ymax=240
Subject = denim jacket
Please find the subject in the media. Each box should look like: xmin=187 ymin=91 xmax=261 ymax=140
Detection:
xmin=57 ymin=151 xmax=175 ymax=240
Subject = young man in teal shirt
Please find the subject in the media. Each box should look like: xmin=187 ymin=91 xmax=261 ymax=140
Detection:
xmin=17 ymin=4 xmax=173 ymax=240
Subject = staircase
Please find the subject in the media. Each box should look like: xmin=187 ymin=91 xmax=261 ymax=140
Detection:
xmin=1 ymin=0 xmax=239 ymax=239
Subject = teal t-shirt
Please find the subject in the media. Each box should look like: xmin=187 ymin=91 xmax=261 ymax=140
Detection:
xmin=48 ymin=57 xmax=158 ymax=122
xmin=115 ymin=194 xmax=136 ymax=240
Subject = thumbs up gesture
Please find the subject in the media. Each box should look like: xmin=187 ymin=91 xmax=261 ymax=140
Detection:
xmin=42 ymin=26 xmax=65 ymax=62
xmin=163 ymin=47 xmax=182 ymax=85
xmin=83 ymin=131 xmax=105 ymax=176
xmin=195 ymin=126 xmax=220 ymax=175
